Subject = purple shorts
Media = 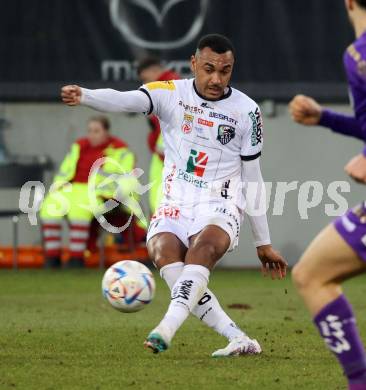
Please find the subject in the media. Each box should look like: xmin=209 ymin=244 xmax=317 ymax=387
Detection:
xmin=334 ymin=202 xmax=366 ymax=262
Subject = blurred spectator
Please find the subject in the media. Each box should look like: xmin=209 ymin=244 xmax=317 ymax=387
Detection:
xmin=137 ymin=57 xmax=180 ymax=213
xmin=40 ymin=115 xmax=145 ymax=268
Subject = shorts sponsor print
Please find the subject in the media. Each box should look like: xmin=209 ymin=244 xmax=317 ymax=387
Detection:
xmin=334 ymin=202 xmax=366 ymax=261
xmin=151 ymin=205 xmax=180 ymax=220
xmin=213 ymin=206 xmax=241 ymax=242
xmin=146 ymin=200 xmax=242 ymax=251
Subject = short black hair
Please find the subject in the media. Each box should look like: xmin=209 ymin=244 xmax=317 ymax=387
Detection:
xmin=89 ymin=115 xmax=110 ymax=131
xmin=137 ymin=56 xmax=162 ymax=75
xmin=356 ymin=0 xmax=366 ymax=9
xmin=197 ymin=34 xmax=235 ymax=58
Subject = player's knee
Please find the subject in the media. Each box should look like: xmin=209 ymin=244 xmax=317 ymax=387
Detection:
xmin=147 ymin=235 xmax=180 ymax=268
xmin=147 ymin=239 xmax=165 ymax=266
xmin=292 ymin=261 xmax=313 ymax=293
xmin=189 ymin=240 xmax=222 ymax=263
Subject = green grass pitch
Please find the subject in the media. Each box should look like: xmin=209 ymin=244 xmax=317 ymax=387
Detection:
xmin=1 ymin=269 xmax=366 ymax=389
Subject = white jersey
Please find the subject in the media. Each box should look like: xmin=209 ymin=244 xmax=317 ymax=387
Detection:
xmin=140 ymin=78 xmax=263 ymax=210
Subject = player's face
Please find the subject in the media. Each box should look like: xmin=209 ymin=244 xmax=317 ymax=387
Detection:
xmin=191 ymin=47 xmax=234 ymax=100
xmin=87 ymin=121 xmax=109 ymax=146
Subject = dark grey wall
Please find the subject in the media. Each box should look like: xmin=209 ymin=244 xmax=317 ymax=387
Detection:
xmin=0 ymin=0 xmax=354 ymax=102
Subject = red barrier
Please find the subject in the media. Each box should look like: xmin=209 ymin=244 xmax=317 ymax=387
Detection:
xmin=0 ymin=245 xmax=150 ymax=268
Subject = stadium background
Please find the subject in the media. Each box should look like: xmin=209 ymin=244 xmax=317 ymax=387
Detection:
xmin=0 ymin=0 xmax=364 ymax=266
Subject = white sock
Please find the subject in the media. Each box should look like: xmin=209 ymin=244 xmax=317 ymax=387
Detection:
xmin=160 ymin=262 xmax=245 ymax=341
xmin=157 ymin=264 xmax=210 ymax=341
xmin=194 ymin=293 xmax=245 ymax=341
xmin=159 ymin=262 xmax=185 ymax=288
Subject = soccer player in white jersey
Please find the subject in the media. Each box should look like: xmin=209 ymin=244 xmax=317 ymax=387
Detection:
xmin=61 ymin=34 xmax=287 ymax=356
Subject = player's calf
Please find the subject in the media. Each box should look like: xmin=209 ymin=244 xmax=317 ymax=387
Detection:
xmin=160 ymin=262 xmax=250 ymax=345
xmin=145 ymin=227 xmax=233 ymax=352
xmin=145 ymin=264 xmax=210 ymax=350
xmin=293 ymin=225 xmax=366 ymax=388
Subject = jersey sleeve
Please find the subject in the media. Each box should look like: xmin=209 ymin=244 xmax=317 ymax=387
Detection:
xmin=139 ymin=80 xmax=177 ymax=123
xmin=81 ymin=88 xmax=150 ymax=113
xmin=240 ymin=103 xmax=263 ymax=161
xmin=344 ymin=44 xmax=366 ymax=151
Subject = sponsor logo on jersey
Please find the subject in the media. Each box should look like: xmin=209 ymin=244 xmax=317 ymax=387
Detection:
xmin=198 ymin=118 xmax=214 ymax=127
xmin=164 ymin=164 xmax=176 ymax=194
xmin=217 ymin=125 xmax=235 ymax=145
xmin=195 ymin=133 xmax=209 ymax=141
xmin=186 ymin=149 xmax=208 ymax=177
xmin=181 ymin=113 xmax=194 ymax=134
xmin=348 ymin=37 xmax=366 ymax=77
xmin=221 ymin=180 xmax=232 ymax=199
xmin=201 ymin=102 xmax=214 ymax=109
xmin=179 ymin=100 xmax=204 ymax=114
xmin=195 ymin=126 xmax=209 ymax=140
xmin=177 ymin=149 xmax=209 ymax=188
xmin=177 ymin=169 xmax=208 ymax=188
xmin=347 ymin=44 xmax=362 ymax=63
xmin=209 ymin=112 xmax=238 ymax=125
xmin=152 ymin=206 xmax=180 ymax=220
xmin=146 ymin=80 xmax=176 ymax=91
xmin=249 ymin=107 xmax=263 ymax=146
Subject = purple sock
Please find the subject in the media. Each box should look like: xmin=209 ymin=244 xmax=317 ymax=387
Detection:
xmin=314 ymin=295 xmax=366 ymax=387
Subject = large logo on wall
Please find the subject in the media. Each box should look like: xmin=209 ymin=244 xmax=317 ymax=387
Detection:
xmin=109 ymin=0 xmax=209 ymax=50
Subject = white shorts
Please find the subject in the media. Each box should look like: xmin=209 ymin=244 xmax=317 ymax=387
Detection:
xmin=146 ymin=202 xmax=243 ymax=251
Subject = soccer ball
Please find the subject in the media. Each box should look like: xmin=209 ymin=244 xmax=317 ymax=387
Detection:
xmin=102 ymin=260 xmax=155 ymax=313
